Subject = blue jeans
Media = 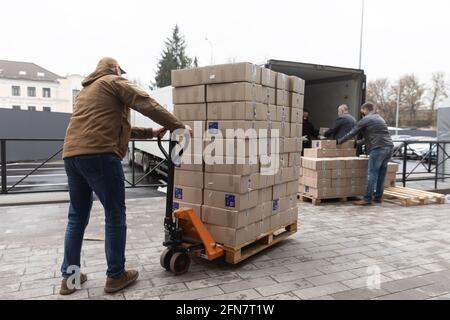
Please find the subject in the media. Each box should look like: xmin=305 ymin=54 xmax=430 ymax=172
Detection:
xmin=364 ymin=147 xmax=394 ymax=203
xmin=61 ymin=154 xmax=126 ymax=279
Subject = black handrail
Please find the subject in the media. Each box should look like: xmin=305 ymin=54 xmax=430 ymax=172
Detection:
xmin=0 ymin=138 xmax=170 ymax=194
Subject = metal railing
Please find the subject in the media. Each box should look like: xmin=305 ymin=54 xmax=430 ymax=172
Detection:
xmin=0 ymin=138 xmax=168 ymax=194
xmin=391 ymin=140 xmax=450 ymax=189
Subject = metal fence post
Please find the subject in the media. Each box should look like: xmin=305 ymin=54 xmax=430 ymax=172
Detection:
xmin=402 ymin=142 xmax=408 ymax=187
xmin=132 ymin=141 xmax=136 ymax=187
xmin=435 ymin=142 xmax=441 ymax=190
xmin=1 ymin=140 xmax=7 ymax=194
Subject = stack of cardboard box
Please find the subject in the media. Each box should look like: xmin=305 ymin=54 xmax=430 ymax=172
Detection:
xmin=299 ymin=141 xmax=399 ymax=199
xmin=171 ymin=62 xmax=304 ymax=248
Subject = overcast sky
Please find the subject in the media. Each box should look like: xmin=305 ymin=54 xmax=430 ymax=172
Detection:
xmin=1 ymin=0 xmax=449 ymax=86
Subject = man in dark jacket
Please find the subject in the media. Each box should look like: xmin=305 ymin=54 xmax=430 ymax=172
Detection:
xmin=60 ymin=57 xmax=189 ymax=295
xmin=324 ymin=104 xmax=356 ymax=140
xmin=338 ymin=102 xmax=394 ymax=206
xmin=302 ymin=109 xmax=319 ymax=150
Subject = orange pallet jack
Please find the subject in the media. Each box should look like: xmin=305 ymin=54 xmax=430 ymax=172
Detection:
xmin=157 ymin=136 xmax=224 ymax=275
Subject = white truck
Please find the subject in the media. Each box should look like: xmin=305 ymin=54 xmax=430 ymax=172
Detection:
xmin=129 ymin=59 xmax=367 ymax=180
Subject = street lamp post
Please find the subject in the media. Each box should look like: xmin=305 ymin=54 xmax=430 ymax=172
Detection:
xmin=358 ymin=0 xmax=365 ymax=69
xmin=396 ymin=83 xmax=401 ymax=136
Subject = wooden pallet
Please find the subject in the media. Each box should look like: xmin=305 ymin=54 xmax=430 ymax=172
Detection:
xmin=297 ymin=193 xmax=358 ymax=206
xmin=383 ymin=187 xmax=446 ymax=207
xmin=221 ymin=222 xmax=298 ymax=264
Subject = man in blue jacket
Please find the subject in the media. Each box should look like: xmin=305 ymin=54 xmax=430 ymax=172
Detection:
xmin=338 ymin=102 xmax=394 ymax=206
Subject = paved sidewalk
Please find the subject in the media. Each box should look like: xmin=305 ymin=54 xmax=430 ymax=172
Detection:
xmin=1 ymin=198 xmax=450 ymax=300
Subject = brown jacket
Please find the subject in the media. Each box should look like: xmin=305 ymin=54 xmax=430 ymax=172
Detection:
xmin=63 ymin=62 xmax=184 ymax=159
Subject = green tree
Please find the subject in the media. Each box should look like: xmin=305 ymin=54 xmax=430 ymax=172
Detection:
xmin=154 ymin=25 xmax=193 ymax=88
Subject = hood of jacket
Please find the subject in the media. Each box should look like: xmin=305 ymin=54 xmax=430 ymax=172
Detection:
xmin=82 ymin=59 xmax=118 ymax=87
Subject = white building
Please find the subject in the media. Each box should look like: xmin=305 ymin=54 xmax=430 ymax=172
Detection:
xmin=0 ymin=59 xmax=83 ymax=113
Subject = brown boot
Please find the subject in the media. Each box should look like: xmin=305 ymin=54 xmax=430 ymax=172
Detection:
xmin=104 ymin=270 xmax=139 ymax=294
xmin=60 ymin=273 xmax=88 ymax=295
xmin=353 ymin=200 xmax=372 ymax=206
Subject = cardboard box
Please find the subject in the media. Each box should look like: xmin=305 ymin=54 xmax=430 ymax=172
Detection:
xmin=345 ymin=157 xmax=369 ymax=169
xmin=347 ymin=168 xmax=368 ymax=178
xmin=270 ymin=213 xmax=281 ymax=230
xmin=255 ymin=218 xmax=271 ymax=236
xmin=337 ymin=140 xmax=356 ymax=149
xmin=174 ymin=185 xmax=203 ymax=204
xmin=388 ymin=162 xmax=399 ymax=173
xmin=289 ymin=76 xmax=305 ymax=94
xmin=207 ymin=83 xmax=263 ymax=103
xmin=290 ymin=123 xmax=303 ymax=138
xmin=289 ymin=152 xmax=301 ymax=167
xmin=303 ymin=148 xmax=339 ymax=158
xmin=262 ymin=87 xmax=276 ymax=105
xmin=205 ymin=120 xmax=261 ymax=138
xmin=279 ymin=196 xmax=291 ymax=212
xmin=276 ymin=90 xmax=289 ymax=106
xmin=319 ymin=127 xmax=330 ymax=136
xmin=299 ymin=184 xmax=346 ymax=199
xmin=203 ymin=189 xmax=258 ymax=211
xmin=267 ymin=105 xmax=278 ymax=121
xmin=286 ymin=180 xmax=299 ymax=195
xmin=301 ymin=176 xmax=331 ymax=188
xmin=311 ymin=140 xmax=337 ymax=149
xmin=302 ymin=168 xmax=332 ymax=179
xmin=277 ymin=106 xmax=291 ymax=123
xmin=172 ymin=85 xmax=205 ymax=104
xmin=201 ymin=205 xmax=262 ymax=229
xmin=290 ymin=108 xmax=302 ymax=124
xmin=331 ymin=168 xmax=352 ymax=179
xmin=273 ymin=183 xmax=288 ymax=199
xmin=301 ymin=157 xmax=346 ymax=170
xmin=261 ymin=68 xmax=277 ymax=88
xmin=205 ymin=223 xmax=255 ymax=247
xmin=336 ymin=149 xmax=357 ymax=157
xmin=289 ymin=93 xmax=304 ymax=109
xmin=287 ymin=193 xmax=298 ymax=209
xmin=347 ymin=185 xmax=366 ymax=196
xmin=284 ymin=138 xmax=302 ymax=153
xmin=171 ymin=62 xmax=261 ymax=87
xmin=279 ymin=210 xmax=291 ymax=226
xmin=205 ymin=159 xmax=259 ymax=175
xmin=289 ymin=207 xmax=299 ymax=224
xmin=177 ymin=162 xmax=204 ymax=172
xmin=174 ymin=170 xmax=204 ymax=188
xmin=204 ymin=173 xmax=259 ymax=193
xmin=207 ymin=102 xmax=267 ymax=121
xmin=177 ymin=153 xmax=204 ymax=171
xmin=280 ymin=122 xmax=291 ymax=138
xmin=172 ymin=201 xmax=202 ymax=218
xmin=173 ymin=104 xmax=207 ymax=121
xmin=258 ymin=187 xmax=273 ymax=203
xmin=259 ymin=173 xmax=276 ymax=188
xmin=276 ymin=73 xmax=289 ymax=90
xmin=204 ymin=139 xmax=260 ymax=159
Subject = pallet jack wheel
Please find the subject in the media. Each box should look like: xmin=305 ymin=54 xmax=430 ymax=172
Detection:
xmin=160 ymin=248 xmax=174 ymax=271
xmin=169 ymin=252 xmax=191 ymax=275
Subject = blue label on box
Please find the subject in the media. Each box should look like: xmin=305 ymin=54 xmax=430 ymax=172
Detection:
xmin=208 ymin=122 xmax=219 ymax=134
xmin=225 ymin=194 xmax=236 ymax=208
xmin=173 ymin=202 xmax=180 ymax=210
xmin=272 ymin=199 xmax=280 ymax=211
xmin=174 ymin=188 xmax=183 ymax=199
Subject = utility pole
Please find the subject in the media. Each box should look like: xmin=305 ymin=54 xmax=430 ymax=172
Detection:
xmin=205 ymin=38 xmax=214 ymax=65
xmin=358 ymin=0 xmax=365 ymax=69
xmin=396 ymin=83 xmax=401 ymax=136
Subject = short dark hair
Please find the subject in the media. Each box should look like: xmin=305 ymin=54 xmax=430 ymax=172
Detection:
xmin=303 ymin=108 xmax=310 ymax=113
xmin=361 ymin=102 xmax=375 ymax=112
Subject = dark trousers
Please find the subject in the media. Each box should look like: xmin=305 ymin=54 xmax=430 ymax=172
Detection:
xmin=61 ymin=154 xmax=126 ymax=278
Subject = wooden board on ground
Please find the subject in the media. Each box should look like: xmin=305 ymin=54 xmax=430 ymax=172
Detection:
xmin=297 ymin=193 xmax=359 ymax=206
xmin=221 ymin=222 xmax=298 ymax=264
xmin=383 ymin=187 xmax=446 ymax=207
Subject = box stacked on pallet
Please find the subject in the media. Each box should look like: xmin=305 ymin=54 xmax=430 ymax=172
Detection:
xmin=299 ymin=141 xmax=400 ymax=200
xmin=172 ymin=63 xmax=304 ymax=248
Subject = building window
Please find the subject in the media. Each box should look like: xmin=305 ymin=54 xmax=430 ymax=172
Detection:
xmin=28 ymin=106 xmax=36 ymax=111
xmin=28 ymin=87 xmax=36 ymax=97
xmin=43 ymin=107 xmax=51 ymax=112
xmin=12 ymin=86 xmax=21 ymax=96
xmin=12 ymin=105 xmax=21 ymax=110
xmin=43 ymin=88 xmax=51 ymax=98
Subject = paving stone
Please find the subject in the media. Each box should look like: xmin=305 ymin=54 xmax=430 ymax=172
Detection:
xmin=381 ymin=277 xmax=435 ymax=293
xmin=255 ymin=292 xmax=300 ymax=300
xmin=271 ymin=269 xmax=324 ymax=283
xmin=374 ymin=288 xmax=431 ymax=300
xmin=292 ymin=282 xmax=349 ymax=300
xmin=306 ymin=271 xmax=359 ymax=286
xmin=219 ymin=277 xmax=277 ymax=294
xmin=238 ymin=266 xmax=291 ymax=280
xmin=124 ymin=283 xmax=188 ymax=300
xmin=331 ymin=288 xmax=389 ymax=300
xmin=384 ymin=267 xmax=431 ymax=281
xmin=185 ymin=274 xmax=243 ymax=290
xmin=255 ymin=279 xmax=313 ymax=297
xmin=160 ymin=286 xmax=224 ymax=300
xmin=203 ymin=289 xmax=261 ymax=300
